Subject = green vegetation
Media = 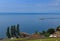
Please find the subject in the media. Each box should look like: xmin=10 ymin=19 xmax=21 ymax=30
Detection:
xmin=6 ymin=24 xmax=20 ymax=38
xmin=47 ymin=28 xmax=55 ymax=34
xmin=6 ymin=27 xmax=11 ymax=38
xmin=6 ymin=24 xmax=60 ymax=38
xmin=56 ymin=26 xmax=60 ymax=31
xmin=6 ymin=24 xmax=60 ymax=41
xmin=4 ymin=38 xmax=60 ymax=41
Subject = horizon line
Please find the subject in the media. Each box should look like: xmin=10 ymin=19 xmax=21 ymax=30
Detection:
xmin=0 ymin=12 xmax=60 ymax=15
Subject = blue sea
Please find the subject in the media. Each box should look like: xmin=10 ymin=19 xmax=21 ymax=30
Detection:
xmin=0 ymin=13 xmax=60 ymax=38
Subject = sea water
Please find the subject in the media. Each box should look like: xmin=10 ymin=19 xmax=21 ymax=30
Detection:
xmin=0 ymin=13 xmax=60 ymax=38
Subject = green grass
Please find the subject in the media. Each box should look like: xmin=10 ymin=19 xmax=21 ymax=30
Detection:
xmin=4 ymin=38 xmax=60 ymax=41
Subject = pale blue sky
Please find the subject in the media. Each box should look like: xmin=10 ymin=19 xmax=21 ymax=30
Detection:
xmin=0 ymin=0 xmax=60 ymax=13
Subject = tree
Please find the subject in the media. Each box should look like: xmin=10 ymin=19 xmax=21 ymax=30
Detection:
xmin=56 ymin=26 xmax=60 ymax=31
xmin=10 ymin=25 xmax=19 ymax=38
xmin=13 ymin=25 xmax=17 ymax=37
xmin=44 ymin=33 xmax=50 ymax=37
xmin=6 ymin=27 xmax=11 ymax=38
xmin=47 ymin=28 xmax=55 ymax=34
xmin=16 ymin=24 xmax=20 ymax=36
xmin=35 ymin=30 xmax=38 ymax=34
xmin=6 ymin=24 xmax=20 ymax=38
xmin=41 ymin=30 xmax=46 ymax=34
xmin=11 ymin=26 xmax=14 ymax=37
xmin=12 ymin=25 xmax=19 ymax=38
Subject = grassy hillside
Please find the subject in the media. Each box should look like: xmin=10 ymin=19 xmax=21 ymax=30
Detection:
xmin=4 ymin=38 xmax=60 ymax=41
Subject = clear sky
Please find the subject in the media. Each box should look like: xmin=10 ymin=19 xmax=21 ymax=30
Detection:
xmin=0 ymin=0 xmax=60 ymax=13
